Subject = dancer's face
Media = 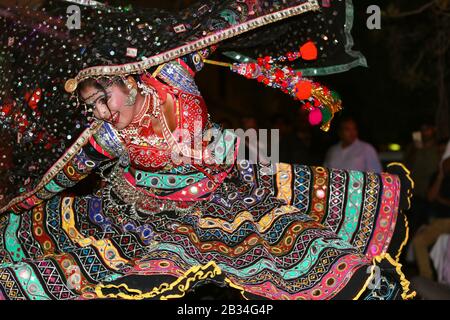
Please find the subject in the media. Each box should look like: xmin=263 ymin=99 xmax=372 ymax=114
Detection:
xmin=80 ymin=80 xmax=136 ymax=130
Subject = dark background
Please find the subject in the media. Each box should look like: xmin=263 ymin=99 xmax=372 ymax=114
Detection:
xmin=1 ymin=0 xmax=448 ymax=160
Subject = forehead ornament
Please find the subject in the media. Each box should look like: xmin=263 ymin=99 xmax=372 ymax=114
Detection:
xmin=64 ymin=78 xmax=78 ymax=93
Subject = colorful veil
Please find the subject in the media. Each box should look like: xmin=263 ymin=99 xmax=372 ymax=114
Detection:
xmin=0 ymin=0 xmax=365 ymax=213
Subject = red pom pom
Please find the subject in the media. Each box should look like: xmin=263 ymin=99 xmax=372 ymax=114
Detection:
xmin=295 ymin=81 xmax=313 ymax=100
xmin=300 ymin=41 xmax=318 ymax=61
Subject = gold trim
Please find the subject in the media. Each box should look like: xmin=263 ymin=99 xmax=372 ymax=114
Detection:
xmin=203 ymin=59 xmax=233 ymax=68
xmin=193 ymin=205 xmax=298 ymax=234
xmin=0 ymin=121 xmax=103 ymax=214
xmin=311 ymin=86 xmax=342 ymax=132
xmin=160 ymin=262 xmax=221 ymax=300
xmin=152 ymin=63 xmax=166 ymax=78
xmin=395 ymin=213 xmax=410 ymax=263
xmin=353 ymin=253 xmax=416 ymax=300
xmin=95 ymin=260 xmax=223 ymax=300
xmin=387 ymin=162 xmax=415 ymax=210
xmin=94 ymin=260 xmax=251 ymax=300
xmin=224 ymin=278 xmax=249 ymax=300
xmin=353 ymin=262 xmax=377 ymax=300
xmin=72 ymin=1 xmax=320 ymax=81
xmin=381 ymin=253 xmax=416 ymax=300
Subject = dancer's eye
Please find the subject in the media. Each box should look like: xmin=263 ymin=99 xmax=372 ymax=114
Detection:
xmin=99 ymin=94 xmax=112 ymax=105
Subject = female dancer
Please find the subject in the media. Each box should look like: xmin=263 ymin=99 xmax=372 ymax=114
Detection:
xmin=0 ymin=0 xmax=414 ymax=300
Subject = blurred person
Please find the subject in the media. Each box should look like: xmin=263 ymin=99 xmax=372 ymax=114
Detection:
xmin=404 ymin=123 xmax=441 ymax=235
xmin=295 ymin=108 xmax=314 ymax=146
xmin=295 ymin=109 xmax=323 ymax=165
xmin=404 ymin=124 xmax=440 ymax=198
xmin=240 ymin=115 xmax=258 ymax=130
xmin=443 ymin=139 xmax=450 ymax=169
xmin=324 ymin=117 xmax=382 ymax=172
xmin=238 ymin=115 xmax=267 ymax=163
xmin=413 ymin=139 xmax=450 ymax=280
xmin=270 ymin=113 xmax=316 ymax=165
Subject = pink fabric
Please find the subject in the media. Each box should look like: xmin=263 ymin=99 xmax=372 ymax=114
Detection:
xmin=365 ymin=174 xmax=400 ymax=259
xmin=430 ymin=234 xmax=450 ymax=286
xmin=443 ymin=236 xmax=450 ymax=285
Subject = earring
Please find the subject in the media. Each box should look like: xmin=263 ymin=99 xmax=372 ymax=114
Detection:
xmin=125 ymin=76 xmax=138 ymax=106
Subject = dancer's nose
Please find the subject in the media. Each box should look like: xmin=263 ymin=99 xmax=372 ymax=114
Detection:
xmin=93 ymin=103 xmax=110 ymax=120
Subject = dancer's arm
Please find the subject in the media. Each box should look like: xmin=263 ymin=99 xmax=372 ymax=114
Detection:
xmin=5 ymin=122 xmax=124 ymax=214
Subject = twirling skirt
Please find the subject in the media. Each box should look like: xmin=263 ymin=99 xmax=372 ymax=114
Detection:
xmin=0 ymin=161 xmax=415 ymax=300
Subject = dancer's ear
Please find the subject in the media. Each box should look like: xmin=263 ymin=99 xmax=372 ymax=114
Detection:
xmin=124 ymin=76 xmax=138 ymax=106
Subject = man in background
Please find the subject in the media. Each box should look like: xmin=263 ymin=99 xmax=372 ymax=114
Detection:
xmin=324 ymin=117 xmax=382 ymax=172
xmin=404 ymin=123 xmax=442 ymax=235
xmin=412 ymin=139 xmax=450 ymax=280
xmin=404 ymin=123 xmax=441 ymax=206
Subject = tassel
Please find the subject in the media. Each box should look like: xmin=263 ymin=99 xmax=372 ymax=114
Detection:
xmin=202 ymin=41 xmax=341 ymax=132
xmin=229 ymin=46 xmax=341 ymax=131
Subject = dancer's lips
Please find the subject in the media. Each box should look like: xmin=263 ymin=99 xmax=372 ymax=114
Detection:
xmin=110 ymin=112 xmax=120 ymax=124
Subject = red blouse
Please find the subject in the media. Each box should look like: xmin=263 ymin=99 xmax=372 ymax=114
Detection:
xmin=116 ymin=60 xmax=236 ymax=183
